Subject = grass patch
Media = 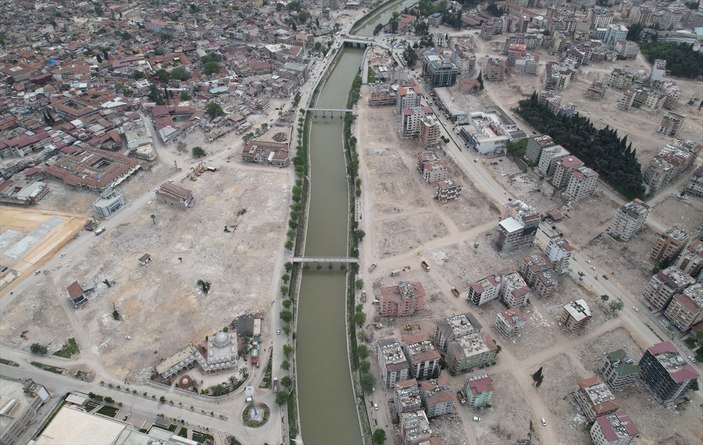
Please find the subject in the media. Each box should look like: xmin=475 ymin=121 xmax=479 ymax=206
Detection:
xmin=85 ymin=401 xmax=100 ymax=412
xmin=167 ymin=424 xmax=177 ymax=432
xmin=96 ymin=405 xmax=119 ymax=417
xmin=192 ymin=431 xmax=214 ymax=443
xmin=177 ymin=427 xmax=188 ymax=437
xmin=54 ymin=337 xmax=79 ymax=358
xmin=684 ymin=338 xmax=697 ymax=349
xmin=287 ymin=387 xmax=299 ymax=442
xmin=259 ymin=350 xmax=273 ymax=388
xmin=367 ymin=66 xmax=376 ymax=83
xmin=242 ymin=403 xmax=271 ymax=427
xmin=0 ymin=358 xmax=19 ymax=367
xmin=30 ymin=361 xmax=65 ymax=374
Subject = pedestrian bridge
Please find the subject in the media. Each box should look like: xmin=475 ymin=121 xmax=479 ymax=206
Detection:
xmin=290 ymin=256 xmax=359 ymax=271
xmin=306 ymin=108 xmax=356 ymax=119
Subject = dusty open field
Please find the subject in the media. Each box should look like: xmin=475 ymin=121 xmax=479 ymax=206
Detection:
xmin=650 ymin=196 xmax=703 ymax=234
xmin=0 ymin=207 xmax=85 ymax=294
xmin=0 ymin=163 xmax=291 ymax=379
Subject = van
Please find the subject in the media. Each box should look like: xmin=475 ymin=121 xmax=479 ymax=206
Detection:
xmin=94 ymin=227 xmax=106 ymax=236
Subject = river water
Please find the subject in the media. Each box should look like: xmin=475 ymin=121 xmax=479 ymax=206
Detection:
xmin=353 ymin=0 xmax=419 ymax=37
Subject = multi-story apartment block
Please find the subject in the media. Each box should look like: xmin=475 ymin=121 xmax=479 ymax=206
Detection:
xmin=651 ymin=226 xmax=688 ymax=264
xmin=604 ymin=23 xmax=628 ymax=44
xmin=499 ymin=272 xmax=531 ymax=307
xmin=644 ymin=141 xmax=700 ymax=194
xmin=451 ymin=43 xmax=476 ymax=77
xmin=608 ymin=68 xmax=636 ymax=90
xmin=436 ymin=179 xmax=462 ymax=203
xmin=686 ymin=166 xmax=703 ymax=197
xmin=468 ymin=274 xmax=502 ymax=306
xmin=590 ymin=410 xmax=640 ymax=445
xmin=575 ymin=376 xmax=620 ymax=422
xmin=563 ymin=165 xmax=598 ymax=201
xmin=369 ymin=84 xmax=397 ymax=107
xmin=608 ymin=199 xmax=650 ymax=242
xmin=417 ymin=151 xmax=448 ymax=184
xmin=552 ymin=155 xmax=585 ymax=189
xmin=495 ymin=201 xmax=540 ymax=253
xmin=538 ymin=90 xmax=563 ymax=114
xmin=638 ymin=341 xmax=700 ymax=405
xmin=404 ymin=338 xmax=440 ymax=380
xmin=519 ymin=253 xmax=554 ymax=286
xmin=643 ymin=266 xmax=694 ymax=312
xmin=495 ymin=307 xmax=526 ymax=339
xmin=378 ymin=338 xmax=411 ymax=388
xmin=561 ymin=299 xmax=592 ymax=331
xmin=419 ymin=115 xmax=441 ymax=148
xmin=544 ymin=235 xmax=574 ymax=274
xmin=419 ymin=375 xmax=455 ymax=418
xmin=614 ymin=40 xmax=640 ymax=59
xmin=650 ymin=59 xmax=666 ymax=82
xmin=400 ymin=410 xmax=432 ymax=445
xmin=533 ymin=269 xmax=559 ymax=298
xmin=675 ymin=239 xmax=703 ymax=277
xmin=434 ymin=314 xmax=498 ymax=375
xmin=600 ymin=349 xmax=640 ymax=392
xmin=525 ymin=135 xmax=555 ymax=165
xmin=0 ymin=379 xmax=49 ymax=445
xmin=537 ymin=144 xmax=571 ymax=177
xmin=544 ymin=62 xmax=575 ymax=91
xmin=394 ymin=379 xmax=422 ymax=415
xmin=657 ymin=112 xmax=685 ymax=137
xmin=400 ymin=106 xmax=434 ymax=139
xmin=464 ymin=371 xmax=494 ymax=408
xmin=379 ymin=281 xmax=426 ymax=317
xmin=396 ymin=85 xmax=422 ymax=114
xmin=663 ymin=283 xmax=703 ymax=332
xmin=484 ymin=58 xmax=507 ymax=82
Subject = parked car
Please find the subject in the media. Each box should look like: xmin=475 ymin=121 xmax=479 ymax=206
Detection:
xmin=541 ymin=418 xmax=547 ymax=426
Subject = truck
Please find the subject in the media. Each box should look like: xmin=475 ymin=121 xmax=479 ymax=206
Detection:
xmin=451 ymin=288 xmax=460 ymax=298
xmin=421 ymin=260 xmax=430 ymax=272
xmin=368 ymin=263 xmax=377 ymax=273
xmin=456 ymin=390 xmax=467 ymax=405
xmin=390 ymin=269 xmax=400 ymax=277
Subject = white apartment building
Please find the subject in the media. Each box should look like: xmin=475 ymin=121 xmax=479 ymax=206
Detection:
xmin=608 ymin=199 xmax=650 ymax=241
xmin=468 ymin=273 xmax=502 ymax=306
xmin=377 ymin=338 xmax=410 ymax=388
xmin=544 ymin=235 xmax=574 ymax=274
xmin=499 ymin=272 xmax=531 ymax=307
xmin=552 ymin=155 xmax=584 ymax=188
xmin=663 ymin=283 xmax=703 ymax=331
xmin=396 ymin=85 xmax=422 ymax=114
xmin=537 ymin=144 xmax=571 ymax=176
xmin=565 ymin=166 xmax=599 ymax=201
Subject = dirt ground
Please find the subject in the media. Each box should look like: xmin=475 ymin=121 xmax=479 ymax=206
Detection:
xmin=0 ymin=207 xmax=85 ymax=294
xmin=650 ymin=196 xmax=703 ymax=234
xmin=0 ymin=163 xmax=291 ymax=379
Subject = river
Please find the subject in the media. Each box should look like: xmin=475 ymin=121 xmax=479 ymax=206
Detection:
xmin=353 ymin=0 xmax=419 ymax=37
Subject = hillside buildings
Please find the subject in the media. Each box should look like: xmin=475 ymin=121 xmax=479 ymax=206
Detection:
xmin=379 ymin=281 xmax=425 ymax=318
xmin=495 ymin=200 xmax=540 ymax=253
xmin=434 ymin=314 xmax=498 ymax=375
xmin=600 ymin=349 xmax=640 ymax=392
xmin=650 ymin=226 xmax=688 ymax=264
xmin=378 ymin=338 xmax=410 ymax=388
xmin=643 ymin=266 xmax=694 ymax=312
xmin=608 ymin=199 xmax=650 ymax=242
xmin=589 ymin=410 xmax=640 ymax=445
xmin=468 ymin=274 xmax=502 ymax=306
xmin=561 ymin=299 xmax=592 ymax=331
xmin=575 ymin=376 xmax=619 ymax=422
xmin=464 ymin=371 xmax=494 ymax=408
xmin=638 ymin=341 xmax=700 ymax=406
xmin=663 ymin=284 xmax=703 ymax=332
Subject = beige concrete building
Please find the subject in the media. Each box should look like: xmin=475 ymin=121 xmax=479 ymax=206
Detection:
xmin=468 ymin=273 xmax=502 ymax=306
xmin=685 ymin=166 xmax=703 ymax=197
xmin=400 ymin=410 xmax=432 ymax=445
xmin=519 ymin=253 xmax=554 ymax=286
xmin=525 ymin=134 xmax=556 ymax=165
xmin=564 ymin=166 xmax=599 ymax=201
xmin=0 ymin=379 xmax=49 ymax=445
xmin=663 ymin=283 xmax=703 ymax=332
xmin=379 ymin=281 xmax=425 ymax=317
xmin=495 ymin=307 xmax=526 ymax=338
xmin=419 ymin=375 xmax=455 ymax=418
xmin=435 ymin=179 xmax=462 ymax=202
xmin=561 ymin=299 xmax=592 ymax=331
xmin=575 ymin=376 xmax=619 ymax=422
xmin=608 ymin=199 xmax=649 ymax=242
xmin=417 ymin=151 xmax=448 ymax=184
xmin=544 ymin=235 xmax=574 ymax=274
xmin=675 ymin=239 xmax=703 ymax=277
xmin=403 ymin=338 xmax=440 ymax=380
xmin=650 ymin=226 xmax=688 ymax=264
xmin=590 ymin=410 xmax=639 ymax=445
xmin=378 ymin=338 xmax=411 ymax=388
xmin=601 ymin=349 xmax=640 ymax=392
xmin=499 ymin=272 xmax=531 ymax=307
xmin=551 ymin=155 xmax=584 ymax=189
xmin=394 ymin=379 xmax=422 ymax=415
xmin=495 ymin=201 xmax=540 ymax=253
xmin=434 ymin=314 xmax=498 ymax=375
xmin=419 ymin=114 xmax=442 ymax=148
xmin=643 ymin=266 xmax=694 ymax=312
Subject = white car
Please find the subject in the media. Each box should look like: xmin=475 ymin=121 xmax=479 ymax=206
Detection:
xmin=541 ymin=418 xmax=547 ymax=426
xmin=277 ymin=329 xmax=281 ymax=335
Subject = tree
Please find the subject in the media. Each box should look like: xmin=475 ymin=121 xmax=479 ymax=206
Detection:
xmin=531 ymin=366 xmax=543 ymax=384
xmin=280 ymin=376 xmax=293 ymax=388
xmin=180 ymin=91 xmax=190 ymax=101
xmin=360 ymin=373 xmax=375 ymax=392
xmin=609 ymin=299 xmax=624 ymax=313
xmin=30 ymin=343 xmax=48 ymax=355
xmin=112 ymin=309 xmax=121 ymax=320
xmin=155 ymin=69 xmax=170 ymax=83
xmin=150 ymin=214 xmax=156 ymax=225
xmin=280 ymin=310 xmax=293 ymax=323
xmin=96 ymin=53 xmax=103 ymax=63
xmin=358 ymin=345 xmax=370 ymax=360
xmin=373 ymin=23 xmax=384 ymax=35
xmin=353 ymin=311 xmax=366 ymax=327
xmin=388 ymin=12 xmax=400 ymax=33
xmin=170 ymin=67 xmax=191 ymax=81
xmin=281 ymin=360 xmax=290 ymax=371
xmin=133 ymin=70 xmax=144 ymax=79
xmin=359 ymin=360 xmax=371 ymax=373
xmin=283 ymin=344 xmax=294 ymax=357
xmin=275 ymin=391 xmax=289 ymax=406
xmin=192 ymin=146 xmax=205 ymax=157
xmin=600 ymin=294 xmax=610 ymax=302
xmin=206 ymin=102 xmax=225 ymax=120
xmin=372 ymin=429 xmax=387 ymax=445
xmin=477 ymin=70 xmax=484 ymax=90
xmin=94 ymin=4 xmax=104 ymax=16
xmin=203 ymin=61 xmax=220 ymax=76
xmin=159 ymin=396 xmax=166 ymax=403
xmin=282 ymin=299 xmax=292 ymax=309
xmin=197 ymin=279 xmax=211 ymax=295
xmin=403 ymin=44 xmax=417 ymax=68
